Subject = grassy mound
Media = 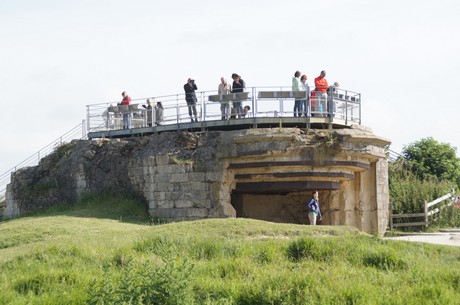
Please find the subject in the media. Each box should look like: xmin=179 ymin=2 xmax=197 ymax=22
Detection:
xmin=0 ymin=197 xmax=459 ymax=304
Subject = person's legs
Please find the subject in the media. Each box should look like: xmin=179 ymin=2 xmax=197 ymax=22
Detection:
xmin=123 ymin=113 xmax=130 ymax=129
xmin=192 ymin=105 xmax=198 ymax=121
xmin=294 ymin=100 xmax=301 ymax=117
xmin=320 ymin=93 xmax=327 ymax=117
xmin=303 ymin=99 xmax=308 ymax=117
xmin=220 ymin=103 xmax=226 ymax=120
xmin=308 ymin=212 xmax=317 ymax=225
xmin=233 ymin=102 xmax=242 ymax=118
xmin=187 ymin=104 xmax=193 ymax=117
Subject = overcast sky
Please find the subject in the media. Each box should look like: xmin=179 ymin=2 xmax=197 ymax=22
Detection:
xmin=1 ymin=0 xmax=460 ymax=174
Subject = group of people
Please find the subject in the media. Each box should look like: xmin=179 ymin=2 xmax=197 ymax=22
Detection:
xmin=117 ymin=91 xmax=163 ymax=129
xmin=142 ymin=98 xmax=164 ymax=127
xmin=184 ymin=73 xmax=250 ymax=122
xmin=117 ymin=70 xmax=340 ymax=129
xmin=292 ymin=70 xmax=339 ymax=117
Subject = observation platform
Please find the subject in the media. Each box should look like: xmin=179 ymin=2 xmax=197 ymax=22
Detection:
xmin=86 ymin=86 xmax=361 ymax=139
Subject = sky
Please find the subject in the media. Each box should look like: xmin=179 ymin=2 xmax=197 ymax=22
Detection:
xmin=1 ymin=0 xmax=460 ymax=174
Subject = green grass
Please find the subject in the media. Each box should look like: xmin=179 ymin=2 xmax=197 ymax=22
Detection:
xmin=1 ymin=197 xmax=460 ymax=304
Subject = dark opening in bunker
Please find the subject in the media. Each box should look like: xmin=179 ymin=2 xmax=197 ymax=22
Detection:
xmin=231 ymin=181 xmax=339 ymax=225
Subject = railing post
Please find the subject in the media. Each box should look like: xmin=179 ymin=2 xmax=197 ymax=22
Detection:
xmin=358 ymin=93 xmax=362 ymax=124
xmin=424 ymin=201 xmax=428 ymax=228
xmin=201 ymin=91 xmax=205 ymax=123
xmin=345 ymin=90 xmax=348 ymax=125
xmin=86 ymin=105 xmax=91 ymax=133
xmin=176 ymin=94 xmax=180 ymax=127
xmin=252 ymin=87 xmax=257 ymax=128
xmin=82 ymin=120 xmax=87 ymax=139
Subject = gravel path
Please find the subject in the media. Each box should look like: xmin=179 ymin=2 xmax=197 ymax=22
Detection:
xmin=387 ymin=231 xmax=460 ymax=247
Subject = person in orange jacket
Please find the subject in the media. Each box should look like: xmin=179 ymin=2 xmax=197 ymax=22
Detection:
xmin=314 ymin=71 xmax=329 ymax=116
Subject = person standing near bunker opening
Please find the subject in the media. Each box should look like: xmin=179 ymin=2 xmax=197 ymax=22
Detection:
xmin=306 ymin=190 xmax=322 ymax=225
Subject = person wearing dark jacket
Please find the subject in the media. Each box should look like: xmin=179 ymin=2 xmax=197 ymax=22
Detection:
xmin=306 ymin=190 xmax=322 ymax=225
xmin=184 ymin=78 xmax=198 ymax=122
xmin=231 ymin=73 xmax=245 ymax=118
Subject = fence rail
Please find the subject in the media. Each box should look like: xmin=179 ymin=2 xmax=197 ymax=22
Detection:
xmin=0 ymin=121 xmax=87 ymax=203
xmin=389 ymin=192 xmax=454 ymax=230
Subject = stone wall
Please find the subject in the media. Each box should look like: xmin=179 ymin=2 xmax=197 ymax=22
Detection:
xmin=3 ymin=125 xmax=391 ymax=236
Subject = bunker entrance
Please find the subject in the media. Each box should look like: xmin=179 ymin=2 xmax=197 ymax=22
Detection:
xmin=231 ymin=182 xmax=338 ymax=225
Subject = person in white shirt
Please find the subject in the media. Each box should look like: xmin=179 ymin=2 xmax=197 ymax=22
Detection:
xmin=218 ymin=77 xmax=232 ymax=120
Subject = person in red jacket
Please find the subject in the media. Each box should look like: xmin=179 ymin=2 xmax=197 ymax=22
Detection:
xmin=314 ymin=71 xmax=329 ymax=117
xmin=120 ymin=91 xmax=131 ymax=129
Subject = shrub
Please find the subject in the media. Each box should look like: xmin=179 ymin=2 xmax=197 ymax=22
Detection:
xmin=87 ymin=256 xmax=194 ymax=305
xmin=362 ymin=248 xmax=407 ymax=271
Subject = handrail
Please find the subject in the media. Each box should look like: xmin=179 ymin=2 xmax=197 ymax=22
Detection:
xmin=0 ymin=121 xmax=87 ymax=203
xmin=85 ymin=86 xmax=361 ymax=133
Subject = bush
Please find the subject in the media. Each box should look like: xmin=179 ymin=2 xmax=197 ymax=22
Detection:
xmin=87 ymin=256 xmax=194 ymax=305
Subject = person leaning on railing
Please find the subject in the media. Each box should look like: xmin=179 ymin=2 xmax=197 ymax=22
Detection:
xmin=231 ymin=73 xmax=245 ymax=118
xmin=327 ymin=82 xmax=339 ymax=118
xmin=314 ymin=70 xmax=328 ymax=117
xmin=142 ymin=98 xmax=153 ymax=127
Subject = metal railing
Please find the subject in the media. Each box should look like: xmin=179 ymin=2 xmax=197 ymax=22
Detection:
xmin=86 ymin=86 xmax=362 ymax=133
xmin=0 ymin=121 xmax=87 ymax=203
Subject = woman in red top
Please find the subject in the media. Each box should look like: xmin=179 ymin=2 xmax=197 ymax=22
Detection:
xmin=120 ymin=91 xmax=131 ymax=129
xmin=314 ymin=71 xmax=328 ymax=116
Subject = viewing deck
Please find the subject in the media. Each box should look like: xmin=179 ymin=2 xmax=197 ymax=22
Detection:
xmin=86 ymin=86 xmax=361 ymax=139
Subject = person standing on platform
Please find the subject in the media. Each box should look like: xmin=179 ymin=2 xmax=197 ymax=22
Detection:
xmin=142 ymin=98 xmax=153 ymax=127
xmin=120 ymin=91 xmax=131 ymax=129
xmin=292 ymin=71 xmax=302 ymax=117
xmin=327 ymin=82 xmax=340 ymax=118
xmin=155 ymin=101 xmax=164 ymax=125
xmin=314 ymin=71 xmax=329 ymax=117
xmin=218 ymin=77 xmax=232 ymax=120
xmin=184 ymin=78 xmax=198 ymax=122
xmin=300 ymin=74 xmax=310 ymax=117
xmin=306 ymin=190 xmax=322 ymax=225
xmin=231 ymin=73 xmax=245 ymax=118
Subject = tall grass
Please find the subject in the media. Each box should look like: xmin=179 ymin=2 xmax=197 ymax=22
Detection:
xmin=0 ymin=198 xmax=460 ymax=304
xmin=1 ymin=196 xmax=460 ymax=304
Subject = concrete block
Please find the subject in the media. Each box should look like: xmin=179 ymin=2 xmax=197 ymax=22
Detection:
xmin=170 ymin=173 xmax=190 ymax=183
xmin=156 ymin=200 xmax=174 ymax=209
xmin=187 ymin=208 xmax=209 ymax=218
xmin=156 ymin=154 xmax=170 ymax=165
xmin=175 ymin=200 xmax=195 ymax=208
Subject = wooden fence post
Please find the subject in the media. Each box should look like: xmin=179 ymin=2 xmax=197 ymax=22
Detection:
xmin=389 ymin=202 xmax=393 ymax=230
xmin=424 ymin=201 xmax=428 ymax=228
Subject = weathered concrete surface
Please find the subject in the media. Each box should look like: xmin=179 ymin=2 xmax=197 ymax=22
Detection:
xmin=3 ymin=125 xmax=391 ymax=236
